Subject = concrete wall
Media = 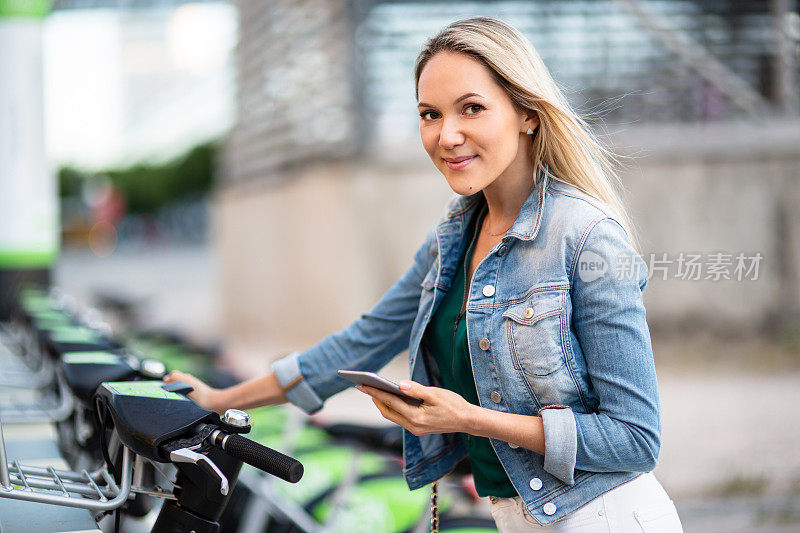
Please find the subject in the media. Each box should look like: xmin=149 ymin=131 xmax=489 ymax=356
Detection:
xmin=611 ymin=121 xmax=800 ymax=336
xmin=214 ymin=121 xmax=800 ymax=350
xmin=214 ymin=155 xmax=448 ymax=354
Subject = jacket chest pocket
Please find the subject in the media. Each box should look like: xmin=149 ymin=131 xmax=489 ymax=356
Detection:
xmin=502 ymin=286 xmax=576 ymax=410
xmin=503 ymin=288 xmax=567 ymax=378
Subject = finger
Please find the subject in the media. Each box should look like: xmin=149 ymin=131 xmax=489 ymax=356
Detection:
xmin=371 ymin=397 xmax=409 ymax=428
xmin=367 ymin=386 xmax=419 ymax=417
xmin=356 ymin=384 xmax=378 ymax=396
xmin=359 ymin=385 xmax=399 ymax=406
xmin=163 ymin=371 xmax=183 ymax=382
xmin=398 ymin=380 xmax=431 ymax=401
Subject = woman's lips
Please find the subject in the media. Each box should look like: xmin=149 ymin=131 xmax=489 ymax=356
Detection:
xmin=444 ymin=156 xmax=476 ymax=170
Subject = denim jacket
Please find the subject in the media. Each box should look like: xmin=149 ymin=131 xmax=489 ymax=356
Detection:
xmin=272 ymin=167 xmax=660 ymax=526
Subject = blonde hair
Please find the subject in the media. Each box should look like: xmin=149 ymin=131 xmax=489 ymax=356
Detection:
xmin=414 ymin=17 xmax=639 ymax=250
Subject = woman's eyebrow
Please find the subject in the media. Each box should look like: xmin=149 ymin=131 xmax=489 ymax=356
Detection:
xmin=417 ymin=92 xmax=484 ymax=108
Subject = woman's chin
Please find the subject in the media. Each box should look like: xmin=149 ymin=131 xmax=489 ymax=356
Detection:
xmin=440 ymin=172 xmax=485 ymax=196
xmin=448 ymin=181 xmax=486 ymax=196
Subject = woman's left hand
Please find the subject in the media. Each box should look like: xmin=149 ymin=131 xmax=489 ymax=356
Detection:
xmin=358 ymin=380 xmax=475 ymax=436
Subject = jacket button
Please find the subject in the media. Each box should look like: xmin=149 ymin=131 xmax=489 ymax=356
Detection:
xmin=543 ymin=502 xmax=557 ymax=515
xmin=496 ymin=244 xmax=508 ymax=256
xmin=524 ymin=307 xmax=534 ymax=319
xmin=482 ymin=285 xmax=495 ymax=297
xmin=479 ymin=338 xmax=490 ymax=350
xmin=490 ymin=391 xmax=502 ymax=403
xmin=529 ymin=477 xmax=543 ymax=490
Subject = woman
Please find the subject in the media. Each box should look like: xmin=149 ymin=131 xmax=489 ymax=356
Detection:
xmin=166 ymin=17 xmax=683 ymax=531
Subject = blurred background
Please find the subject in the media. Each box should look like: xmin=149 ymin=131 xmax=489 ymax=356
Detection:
xmin=1 ymin=0 xmax=799 ymax=530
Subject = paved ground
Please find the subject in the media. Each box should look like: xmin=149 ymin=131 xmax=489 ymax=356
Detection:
xmin=54 ymin=244 xmax=800 ymax=532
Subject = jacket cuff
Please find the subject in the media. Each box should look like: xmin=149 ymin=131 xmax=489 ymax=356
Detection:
xmin=540 ymin=405 xmax=577 ymax=485
xmin=271 ymin=351 xmax=324 ymax=414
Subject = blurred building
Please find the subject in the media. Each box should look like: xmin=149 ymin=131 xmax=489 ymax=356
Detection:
xmin=46 ymin=0 xmax=236 ymax=168
xmin=1 ymin=0 xmax=235 ymax=316
xmin=214 ymin=0 xmax=800 ymax=352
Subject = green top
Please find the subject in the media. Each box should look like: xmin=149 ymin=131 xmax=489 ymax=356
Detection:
xmin=424 ymin=201 xmax=517 ymax=498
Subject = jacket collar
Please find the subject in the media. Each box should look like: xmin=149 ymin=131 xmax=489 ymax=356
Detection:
xmin=441 ymin=163 xmax=550 ymax=242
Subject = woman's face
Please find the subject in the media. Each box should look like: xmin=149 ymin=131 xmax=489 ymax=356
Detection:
xmin=417 ymin=51 xmax=537 ymax=196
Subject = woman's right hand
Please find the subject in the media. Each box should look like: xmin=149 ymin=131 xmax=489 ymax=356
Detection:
xmin=163 ymin=370 xmax=225 ymax=413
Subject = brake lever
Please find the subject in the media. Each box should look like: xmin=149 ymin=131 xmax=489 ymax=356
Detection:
xmin=169 ymin=447 xmax=229 ymax=496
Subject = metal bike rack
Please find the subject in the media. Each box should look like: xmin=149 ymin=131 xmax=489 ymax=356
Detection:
xmin=0 ymin=418 xmax=133 ymax=511
xmin=0 ymin=323 xmax=53 ymax=389
xmin=0 ymin=372 xmax=75 ymax=424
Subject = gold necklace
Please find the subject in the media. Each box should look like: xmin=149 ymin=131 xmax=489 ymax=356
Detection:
xmin=484 ymin=219 xmax=515 ymax=236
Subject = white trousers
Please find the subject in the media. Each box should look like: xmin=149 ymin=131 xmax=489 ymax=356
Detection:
xmin=489 ymin=472 xmax=683 ymax=532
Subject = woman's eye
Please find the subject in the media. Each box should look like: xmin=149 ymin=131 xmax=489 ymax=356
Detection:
xmin=420 ymin=111 xmax=439 ymax=120
xmin=465 ymin=104 xmax=484 ymax=115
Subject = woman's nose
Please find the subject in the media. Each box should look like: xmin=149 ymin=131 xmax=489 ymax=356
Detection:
xmin=438 ymin=119 xmax=465 ymax=149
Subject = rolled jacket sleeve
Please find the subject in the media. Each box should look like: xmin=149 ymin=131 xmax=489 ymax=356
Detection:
xmin=271 ymin=350 xmax=325 ymax=414
xmin=270 ymin=227 xmax=438 ymax=414
xmin=544 ymin=217 xmax=660 ymax=483
xmin=540 ymin=405 xmax=578 ymax=484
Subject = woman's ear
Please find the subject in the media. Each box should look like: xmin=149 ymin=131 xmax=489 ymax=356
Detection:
xmin=521 ymin=111 xmax=540 ymax=134
xmin=526 ymin=112 xmax=540 ymax=132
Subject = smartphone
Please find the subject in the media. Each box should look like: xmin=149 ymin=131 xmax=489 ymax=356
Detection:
xmin=338 ymin=370 xmax=423 ymax=407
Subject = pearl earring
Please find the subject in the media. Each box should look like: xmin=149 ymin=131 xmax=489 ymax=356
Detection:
xmin=526 ymin=128 xmax=534 ymax=135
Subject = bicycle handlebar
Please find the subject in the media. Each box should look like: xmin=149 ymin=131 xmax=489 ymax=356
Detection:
xmin=212 ymin=430 xmax=303 ymax=483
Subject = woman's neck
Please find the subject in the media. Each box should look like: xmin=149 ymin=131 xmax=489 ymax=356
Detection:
xmin=480 ymin=160 xmax=536 ymax=235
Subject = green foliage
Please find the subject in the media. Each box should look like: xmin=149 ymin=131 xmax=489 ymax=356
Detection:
xmin=58 ymin=166 xmax=85 ymax=199
xmin=711 ymin=473 xmax=769 ymax=498
xmin=58 ymin=142 xmax=218 ymax=214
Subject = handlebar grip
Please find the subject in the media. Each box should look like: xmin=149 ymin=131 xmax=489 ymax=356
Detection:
xmin=218 ymin=433 xmax=303 ymax=483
